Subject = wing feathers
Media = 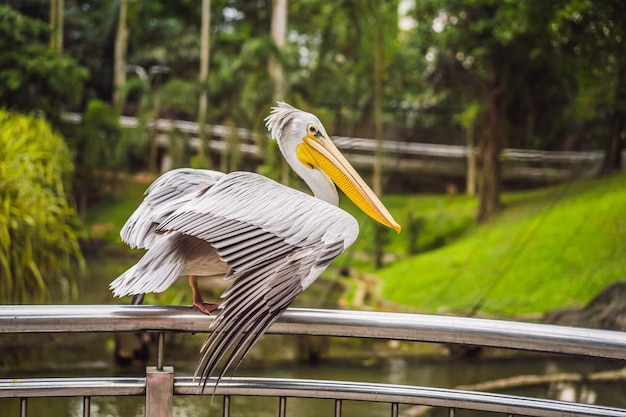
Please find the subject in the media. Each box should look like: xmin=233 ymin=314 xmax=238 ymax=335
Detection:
xmin=120 ymin=171 xmax=358 ymax=390
xmin=195 ymin=242 xmax=344 ymax=391
xmin=214 ymin=228 xmax=272 ymax=252
xmin=121 ymin=169 xmax=225 ymax=249
xmin=226 ymin=241 xmax=291 ymax=273
xmin=156 ymin=172 xmax=358 ymax=278
xmin=110 ymin=234 xmax=186 ymax=296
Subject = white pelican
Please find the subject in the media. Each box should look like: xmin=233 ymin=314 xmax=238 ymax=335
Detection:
xmin=110 ymin=102 xmax=400 ymax=386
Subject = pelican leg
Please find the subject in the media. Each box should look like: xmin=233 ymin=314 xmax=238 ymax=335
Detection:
xmin=189 ymin=275 xmax=219 ymax=315
xmin=131 ymin=293 xmax=145 ymax=305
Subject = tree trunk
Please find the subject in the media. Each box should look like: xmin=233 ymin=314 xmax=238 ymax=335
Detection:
xmin=269 ymin=0 xmax=288 ymax=184
xmin=477 ymin=74 xmax=504 ymax=223
xmin=56 ymin=0 xmax=63 ymax=52
xmin=49 ymin=0 xmax=63 ymax=51
xmin=49 ymin=0 xmax=56 ymax=48
xmin=269 ymin=0 xmax=287 ymax=102
xmin=370 ymin=2 xmax=387 ymax=268
xmin=197 ymin=0 xmax=211 ymax=168
xmin=372 ymin=11 xmax=384 ymax=197
xmin=601 ymin=59 xmax=625 ymax=174
xmin=466 ymin=125 xmax=476 ymax=196
xmin=113 ymin=0 xmax=128 ymax=110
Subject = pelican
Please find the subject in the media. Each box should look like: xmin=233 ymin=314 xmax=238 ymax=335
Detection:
xmin=110 ymin=102 xmax=400 ymax=387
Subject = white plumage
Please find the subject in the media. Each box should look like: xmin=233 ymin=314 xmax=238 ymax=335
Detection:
xmin=110 ymin=102 xmax=399 ymax=389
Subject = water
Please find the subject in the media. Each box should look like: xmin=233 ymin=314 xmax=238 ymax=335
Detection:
xmin=2 ymin=332 xmax=625 ymax=416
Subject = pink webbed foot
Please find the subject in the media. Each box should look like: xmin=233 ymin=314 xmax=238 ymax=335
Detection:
xmin=192 ymin=301 xmax=219 ymax=315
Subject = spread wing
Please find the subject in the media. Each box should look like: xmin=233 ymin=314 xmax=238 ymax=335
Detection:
xmin=121 ymin=168 xmax=226 ymax=249
xmin=154 ymin=171 xmax=359 ymax=388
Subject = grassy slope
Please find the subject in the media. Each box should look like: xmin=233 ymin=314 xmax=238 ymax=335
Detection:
xmin=84 ymin=172 xmax=626 ymax=316
xmin=80 ymin=180 xmax=149 ymax=304
xmin=337 ymin=192 xmax=477 ymax=267
xmin=377 ymin=172 xmax=626 ymax=317
xmin=84 ymin=180 xmax=149 ymax=243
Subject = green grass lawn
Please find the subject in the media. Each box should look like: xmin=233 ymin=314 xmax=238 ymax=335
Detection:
xmin=83 ymin=171 xmax=626 ymax=317
xmin=377 ymin=172 xmax=626 ymax=317
xmin=79 ymin=179 xmax=150 ymax=304
xmin=84 ymin=180 xmax=150 ymax=245
xmin=337 ymin=191 xmax=478 ymax=268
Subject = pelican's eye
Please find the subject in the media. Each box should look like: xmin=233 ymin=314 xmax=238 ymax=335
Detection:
xmin=307 ymin=123 xmax=322 ymax=138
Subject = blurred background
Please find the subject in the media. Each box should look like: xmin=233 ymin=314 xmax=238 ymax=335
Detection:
xmin=0 ymin=1 xmax=625 ymax=416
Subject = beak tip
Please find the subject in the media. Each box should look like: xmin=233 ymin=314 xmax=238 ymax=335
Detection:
xmin=394 ymin=224 xmax=401 ymax=234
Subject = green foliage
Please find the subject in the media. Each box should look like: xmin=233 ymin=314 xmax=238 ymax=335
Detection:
xmin=65 ymin=98 xmax=147 ymax=212
xmin=0 ymin=5 xmax=87 ymax=118
xmin=83 ymin=180 xmax=148 ymax=246
xmin=257 ymin=140 xmax=284 ymax=183
xmin=206 ymin=35 xmax=274 ymax=129
xmin=69 ymin=99 xmax=123 ymax=212
xmin=339 ymin=192 xmax=477 ymax=270
xmin=454 ymin=102 xmax=480 ymax=130
xmin=224 ymin=119 xmax=241 ymax=172
xmin=288 ymin=1 xmax=400 ymax=124
xmin=379 ymin=172 xmax=626 ymax=316
xmin=412 ymin=0 xmax=576 ymax=149
xmin=7 ymin=1 xmax=623 ymax=155
xmin=550 ymin=0 xmax=626 ymax=172
xmin=0 ymin=110 xmax=86 ymax=303
xmin=158 ymin=79 xmax=198 ymax=119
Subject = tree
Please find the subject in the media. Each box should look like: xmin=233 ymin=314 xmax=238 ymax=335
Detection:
xmin=552 ymin=0 xmax=626 ymax=174
xmin=455 ymin=102 xmax=480 ymax=196
xmin=269 ymin=0 xmax=287 ymax=103
xmin=289 ymin=1 xmax=384 ymax=122
xmin=49 ymin=0 xmax=64 ymax=51
xmin=197 ymin=0 xmax=211 ymax=168
xmin=0 ymin=110 xmax=85 ymax=303
xmin=269 ymin=0 xmax=288 ymax=183
xmin=113 ymin=0 xmax=129 ymax=110
xmin=0 ymin=5 xmax=87 ymax=119
xmin=69 ymin=99 xmax=124 ymax=215
xmin=411 ymin=1 xmax=573 ymax=222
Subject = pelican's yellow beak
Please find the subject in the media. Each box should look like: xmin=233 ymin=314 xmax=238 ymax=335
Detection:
xmin=296 ymin=129 xmax=401 ymax=233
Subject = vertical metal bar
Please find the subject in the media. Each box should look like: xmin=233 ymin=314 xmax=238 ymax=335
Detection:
xmin=448 ymin=407 xmax=455 ymax=417
xmin=334 ymin=399 xmax=342 ymax=417
xmin=145 ymin=366 xmax=174 ymax=417
xmin=83 ymin=396 xmax=91 ymax=417
xmin=278 ymin=396 xmax=287 ymax=417
xmin=390 ymin=402 xmax=399 ymax=417
xmin=222 ymin=395 xmax=231 ymax=417
xmin=20 ymin=398 xmax=27 ymax=417
xmin=157 ymin=332 xmax=165 ymax=371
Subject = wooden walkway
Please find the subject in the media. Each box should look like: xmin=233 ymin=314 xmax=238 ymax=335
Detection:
xmin=64 ymin=113 xmax=623 ymax=184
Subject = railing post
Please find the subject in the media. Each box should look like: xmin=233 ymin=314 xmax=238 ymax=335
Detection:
xmin=334 ymin=399 xmax=342 ymax=417
xmin=278 ymin=396 xmax=287 ymax=417
xmin=83 ymin=396 xmax=91 ymax=417
xmin=390 ymin=402 xmax=398 ymax=417
xmin=145 ymin=366 xmax=174 ymax=417
xmin=223 ymin=395 xmax=231 ymax=417
xmin=20 ymin=398 xmax=27 ymax=417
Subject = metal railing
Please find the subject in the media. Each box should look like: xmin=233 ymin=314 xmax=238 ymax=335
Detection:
xmin=2 ymin=305 xmax=626 ymax=417
xmin=63 ymin=112 xmax=626 ymax=183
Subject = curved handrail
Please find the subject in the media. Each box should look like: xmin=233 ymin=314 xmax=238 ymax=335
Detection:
xmin=1 ymin=376 xmax=624 ymax=417
xmin=1 ymin=305 xmax=625 ymax=360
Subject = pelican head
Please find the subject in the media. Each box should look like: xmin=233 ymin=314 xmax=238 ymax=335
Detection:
xmin=265 ymin=101 xmax=401 ymax=233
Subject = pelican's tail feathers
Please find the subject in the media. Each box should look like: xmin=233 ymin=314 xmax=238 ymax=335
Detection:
xmin=110 ymin=237 xmax=185 ymax=297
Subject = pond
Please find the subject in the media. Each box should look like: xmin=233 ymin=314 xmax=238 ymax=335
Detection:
xmin=1 ymin=329 xmax=625 ymax=417
xmin=3 ymin=252 xmax=624 ymax=416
